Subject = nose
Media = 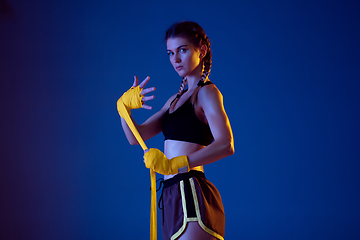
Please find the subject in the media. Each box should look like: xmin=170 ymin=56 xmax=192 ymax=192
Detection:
xmin=174 ymin=53 xmax=181 ymax=63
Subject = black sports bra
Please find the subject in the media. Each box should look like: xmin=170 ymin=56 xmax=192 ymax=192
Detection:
xmin=161 ymin=81 xmax=214 ymax=146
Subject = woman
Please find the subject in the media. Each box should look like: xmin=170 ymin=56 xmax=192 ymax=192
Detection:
xmin=118 ymin=21 xmax=234 ymax=240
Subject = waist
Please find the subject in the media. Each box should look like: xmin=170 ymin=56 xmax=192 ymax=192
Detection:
xmin=164 ymin=139 xmax=205 ymax=158
xmin=163 ymin=170 xmax=206 ymax=188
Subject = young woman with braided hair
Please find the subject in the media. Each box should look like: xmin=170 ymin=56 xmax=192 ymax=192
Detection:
xmin=118 ymin=21 xmax=234 ymax=240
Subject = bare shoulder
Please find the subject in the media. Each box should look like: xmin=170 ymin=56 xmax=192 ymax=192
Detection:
xmin=197 ymin=82 xmax=224 ymax=110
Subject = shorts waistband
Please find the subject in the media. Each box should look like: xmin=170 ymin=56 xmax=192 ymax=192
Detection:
xmin=163 ymin=170 xmax=206 ymax=189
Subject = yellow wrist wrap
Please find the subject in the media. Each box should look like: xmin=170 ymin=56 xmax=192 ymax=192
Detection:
xmin=144 ymin=148 xmax=189 ymax=175
xmin=117 ymin=86 xmax=144 ymax=118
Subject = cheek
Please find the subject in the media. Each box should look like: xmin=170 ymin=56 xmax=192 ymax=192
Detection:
xmin=190 ymin=53 xmax=200 ymax=66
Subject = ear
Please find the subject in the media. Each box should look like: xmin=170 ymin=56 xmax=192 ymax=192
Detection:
xmin=200 ymin=44 xmax=207 ymax=59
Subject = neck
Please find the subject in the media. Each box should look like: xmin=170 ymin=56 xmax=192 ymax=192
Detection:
xmin=184 ymin=62 xmax=205 ymax=90
xmin=185 ymin=76 xmax=201 ymax=90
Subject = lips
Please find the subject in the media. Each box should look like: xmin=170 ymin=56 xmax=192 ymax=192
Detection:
xmin=175 ymin=66 xmax=183 ymax=70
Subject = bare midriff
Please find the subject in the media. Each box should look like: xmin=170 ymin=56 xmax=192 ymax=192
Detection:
xmin=164 ymin=139 xmax=205 ymax=180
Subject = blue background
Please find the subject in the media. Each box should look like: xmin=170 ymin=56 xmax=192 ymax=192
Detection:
xmin=1 ymin=0 xmax=359 ymax=239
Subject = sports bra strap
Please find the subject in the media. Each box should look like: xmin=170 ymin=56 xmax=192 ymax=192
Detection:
xmin=170 ymin=80 xmax=213 ymax=105
xmin=197 ymin=80 xmax=213 ymax=87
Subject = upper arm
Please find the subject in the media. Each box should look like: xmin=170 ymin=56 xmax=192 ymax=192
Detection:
xmin=198 ymin=85 xmax=234 ymax=144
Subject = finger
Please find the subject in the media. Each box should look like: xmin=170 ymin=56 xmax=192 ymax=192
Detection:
xmin=132 ymin=76 xmax=139 ymax=87
xmin=142 ymin=104 xmax=153 ymax=110
xmin=139 ymin=76 xmax=150 ymax=88
xmin=142 ymin=95 xmax=155 ymax=102
xmin=141 ymin=87 xmax=156 ymax=95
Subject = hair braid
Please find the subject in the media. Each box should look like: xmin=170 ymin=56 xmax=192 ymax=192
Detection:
xmin=202 ymin=35 xmax=212 ymax=79
xmin=190 ymin=35 xmax=212 ymax=104
xmin=170 ymin=77 xmax=187 ymax=112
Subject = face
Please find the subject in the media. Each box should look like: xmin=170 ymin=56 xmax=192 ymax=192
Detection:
xmin=166 ymin=37 xmax=202 ymax=78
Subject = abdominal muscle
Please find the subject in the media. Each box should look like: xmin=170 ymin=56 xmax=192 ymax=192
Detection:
xmin=164 ymin=139 xmax=205 ymax=180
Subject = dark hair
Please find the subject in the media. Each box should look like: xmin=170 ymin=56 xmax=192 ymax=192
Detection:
xmin=165 ymin=21 xmax=212 ymax=109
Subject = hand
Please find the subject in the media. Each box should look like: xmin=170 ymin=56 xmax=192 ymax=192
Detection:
xmin=132 ymin=76 xmax=155 ymax=110
xmin=117 ymin=76 xmax=156 ymax=118
xmin=144 ymin=148 xmax=189 ymax=175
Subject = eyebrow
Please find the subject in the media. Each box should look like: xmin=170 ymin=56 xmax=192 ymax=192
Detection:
xmin=167 ymin=45 xmax=188 ymax=52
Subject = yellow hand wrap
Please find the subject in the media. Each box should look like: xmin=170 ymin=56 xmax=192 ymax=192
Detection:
xmin=116 ymin=87 xmax=156 ymax=239
xmin=144 ymin=148 xmax=189 ymax=175
xmin=117 ymin=86 xmax=144 ymax=118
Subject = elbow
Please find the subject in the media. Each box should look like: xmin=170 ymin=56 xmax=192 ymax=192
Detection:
xmin=129 ymin=140 xmax=139 ymax=146
xmin=226 ymin=141 xmax=235 ymax=156
xmin=218 ymin=138 xmax=234 ymax=157
xmin=128 ymin=138 xmax=139 ymax=146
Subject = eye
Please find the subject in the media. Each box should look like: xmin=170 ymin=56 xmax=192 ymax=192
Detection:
xmin=167 ymin=52 xmax=174 ymax=56
xmin=180 ymin=48 xmax=187 ymax=53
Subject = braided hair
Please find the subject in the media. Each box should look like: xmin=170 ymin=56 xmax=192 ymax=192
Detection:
xmin=165 ymin=21 xmax=212 ymax=111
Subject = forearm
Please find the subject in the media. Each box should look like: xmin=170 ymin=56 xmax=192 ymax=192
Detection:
xmin=120 ymin=109 xmax=164 ymax=145
xmin=120 ymin=115 xmax=142 ymax=145
xmin=187 ymin=138 xmax=234 ymax=168
xmin=144 ymin=138 xmax=234 ymax=175
xmin=118 ymin=76 xmax=160 ymax=145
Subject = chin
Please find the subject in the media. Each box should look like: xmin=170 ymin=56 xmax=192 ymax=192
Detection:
xmin=176 ymin=72 xmax=187 ymax=78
